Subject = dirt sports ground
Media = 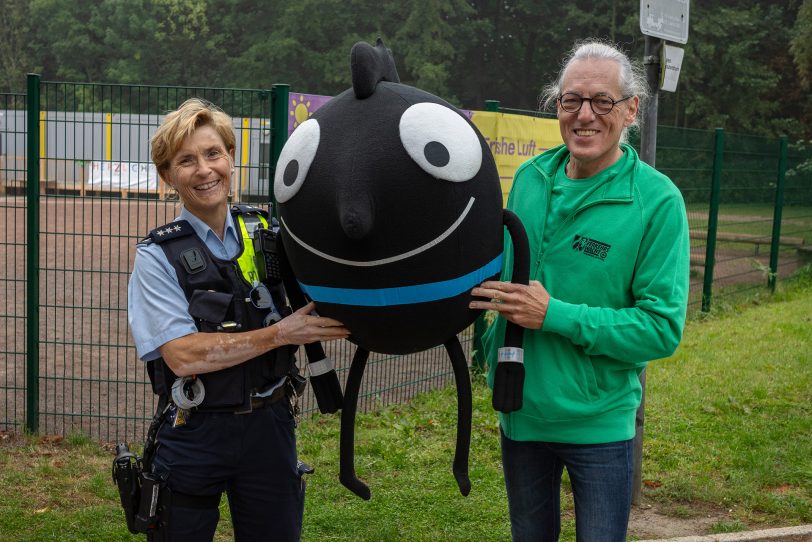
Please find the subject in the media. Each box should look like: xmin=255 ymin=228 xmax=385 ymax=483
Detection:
xmin=1 ymin=196 xmax=808 ymax=444
xmin=0 ymin=195 xmax=464 ymax=443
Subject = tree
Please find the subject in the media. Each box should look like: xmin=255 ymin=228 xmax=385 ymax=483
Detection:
xmin=449 ymin=0 xmax=644 ymax=111
xmin=791 ymin=0 xmax=812 ymax=88
xmin=28 ymin=0 xmax=110 ymax=82
xmin=4 ymin=0 xmax=809 ymax=139
xmin=0 ymin=0 xmax=33 ymax=92
xmin=388 ymin=0 xmax=475 ymax=102
xmin=106 ymin=0 xmax=227 ymax=86
xmin=657 ymin=4 xmax=788 ymax=136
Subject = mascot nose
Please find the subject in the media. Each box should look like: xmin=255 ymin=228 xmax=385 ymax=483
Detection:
xmin=338 ymin=190 xmax=374 ymax=241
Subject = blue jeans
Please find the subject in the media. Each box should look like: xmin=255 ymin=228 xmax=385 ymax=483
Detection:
xmin=501 ymin=430 xmax=634 ymax=542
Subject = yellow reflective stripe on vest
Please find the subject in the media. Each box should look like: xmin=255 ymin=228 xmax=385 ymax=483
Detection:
xmin=236 ymin=213 xmax=268 ymax=285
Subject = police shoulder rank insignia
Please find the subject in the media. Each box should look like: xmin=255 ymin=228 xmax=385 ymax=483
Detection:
xmin=149 ymin=220 xmax=195 ymax=244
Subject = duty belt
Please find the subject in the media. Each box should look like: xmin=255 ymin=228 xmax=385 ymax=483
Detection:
xmin=232 ymin=385 xmax=289 ymax=415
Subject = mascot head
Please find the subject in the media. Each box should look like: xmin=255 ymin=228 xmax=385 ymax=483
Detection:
xmin=274 ymin=38 xmax=503 ymax=354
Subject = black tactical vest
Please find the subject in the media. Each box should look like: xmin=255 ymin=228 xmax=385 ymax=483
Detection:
xmin=143 ymin=205 xmax=295 ymax=412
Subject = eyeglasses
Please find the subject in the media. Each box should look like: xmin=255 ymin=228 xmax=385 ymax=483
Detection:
xmin=250 ymin=283 xmax=283 ymax=326
xmin=558 ymin=93 xmax=633 ymax=115
xmin=249 ymin=283 xmax=274 ymax=309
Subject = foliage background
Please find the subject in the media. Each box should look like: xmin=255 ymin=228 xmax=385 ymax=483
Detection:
xmin=2 ymin=0 xmax=812 ymax=141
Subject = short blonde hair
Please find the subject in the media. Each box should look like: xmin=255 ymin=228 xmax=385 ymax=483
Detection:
xmin=151 ymin=98 xmax=236 ymax=176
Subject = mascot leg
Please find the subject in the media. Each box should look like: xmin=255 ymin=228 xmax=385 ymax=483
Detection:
xmin=304 ymin=342 xmax=343 ymax=414
xmin=492 ymin=209 xmax=529 ymax=413
xmin=279 ymin=240 xmax=344 ymax=413
xmin=339 ymin=347 xmax=372 ymax=500
xmin=445 ymin=337 xmax=472 ymax=496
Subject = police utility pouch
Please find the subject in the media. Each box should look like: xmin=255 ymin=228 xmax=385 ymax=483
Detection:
xmin=112 ymin=444 xmax=167 ymax=534
xmin=188 ymin=289 xmax=233 ymax=330
xmin=112 ymin=443 xmax=142 ymax=534
xmin=134 ymin=472 xmax=165 ymax=532
xmin=253 ymin=227 xmax=283 ymax=284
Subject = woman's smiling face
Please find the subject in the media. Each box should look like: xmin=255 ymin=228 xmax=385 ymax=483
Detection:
xmin=166 ymin=125 xmax=234 ymax=220
xmin=557 ymin=58 xmax=639 ymax=178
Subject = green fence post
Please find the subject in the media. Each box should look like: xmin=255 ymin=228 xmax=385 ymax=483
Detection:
xmin=484 ymin=100 xmax=500 ymax=112
xmin=258 ymin=89 xmax=272 ymax=206
xmin=25 ymin=73 xmax=41 ymax=434
xmin=702 ymin=128 xmax=724 ymax=312
xmin=269 ymin=84 xmax=290 ymax=219
xmin=768 ymin=135 xmax=788 ymax=292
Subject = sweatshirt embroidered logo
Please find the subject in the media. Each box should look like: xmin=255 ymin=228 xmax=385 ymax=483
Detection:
xmin=572 ymin=235 xmax=611 ymax=261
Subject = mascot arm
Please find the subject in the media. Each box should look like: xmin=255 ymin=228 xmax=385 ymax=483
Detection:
xmin=492 ymin=209 xmax=529 ymax=413
xmin=278 ymin=239 xmax=344 ymax=413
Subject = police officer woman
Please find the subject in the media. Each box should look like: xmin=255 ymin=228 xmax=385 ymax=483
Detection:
xmin=128 ymin=98 xmax=348 ymax=541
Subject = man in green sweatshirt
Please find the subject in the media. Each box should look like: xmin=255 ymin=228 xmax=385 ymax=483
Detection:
xmin=470 ymin=40 xmax=690 ymax=542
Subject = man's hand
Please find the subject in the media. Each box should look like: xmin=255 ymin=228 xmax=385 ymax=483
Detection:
xmin=470 ymin=280 xmax=550 ymax=329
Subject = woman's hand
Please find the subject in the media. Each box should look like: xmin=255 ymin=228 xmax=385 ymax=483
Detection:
xmin=470 ymin=280 xmax=550 ymax=329
xmin=275 ymin=301 xmax=350 ymax=345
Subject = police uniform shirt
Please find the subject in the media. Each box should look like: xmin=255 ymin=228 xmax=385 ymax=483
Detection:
xmin=128 ymin=207 xmax=242 ymax=362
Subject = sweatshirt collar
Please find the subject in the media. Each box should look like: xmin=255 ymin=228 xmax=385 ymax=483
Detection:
xmin=530 ymin=143 xmax=638 ymax=203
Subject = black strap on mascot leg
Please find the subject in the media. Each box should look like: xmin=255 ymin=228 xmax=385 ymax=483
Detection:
xmin=445 ymin=336 xmax=472 ymax=496
xmin=278 ymin=240 xmax=343 ymax=413
xmin=339 ymin=347 xmax=371 ymax=499
xmin=492 ymin=209 xmax=530 ymax=413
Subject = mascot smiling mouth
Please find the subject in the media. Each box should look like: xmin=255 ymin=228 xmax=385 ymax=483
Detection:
xmin=280 ymin=196 xmax=476 ymax=267
xmin=281 ymin=196 xmax=503 ymax=307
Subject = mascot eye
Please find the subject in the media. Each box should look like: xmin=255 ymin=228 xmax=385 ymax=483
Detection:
xmin=273 ymin=119 xmax=320 ymax=203
xmin=399 ymin=102 xmax=482 ymax=182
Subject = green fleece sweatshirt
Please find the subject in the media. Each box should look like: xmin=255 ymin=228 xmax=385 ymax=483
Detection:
xmin=483 ymin=143 xmax=690 ymax=444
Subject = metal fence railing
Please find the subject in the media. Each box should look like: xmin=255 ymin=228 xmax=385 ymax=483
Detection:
xmin=0 ymin=92 xmax=27 ymax=436
xmin=643 ymin=126 xmax=812 ymax=313
xmin=2 ymin=82 xmax=811 ymax=444
xmin=0 ymin=78 xmax=469 ymax=444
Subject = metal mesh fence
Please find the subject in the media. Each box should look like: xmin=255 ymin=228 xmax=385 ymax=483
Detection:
xmin=0 ymin=81 xmax=470 ymax=444
xmin=782 ymin=139 xmax=812 ymax=271
xmin=0 ymin=93 xmax=27 ymax=433
xmin=3 ymin=84 xmax=811 ymax=443
xmin=637 ymin=126 xmax=719 ymax=311
xmin=629 ymin=126 xmax=812 ymax=313
xmin=31 ymin=82 xmax=279 ymax=442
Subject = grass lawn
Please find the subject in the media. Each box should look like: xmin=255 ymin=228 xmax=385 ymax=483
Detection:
xmin=1 ymin=270 xmax=810 ymax=541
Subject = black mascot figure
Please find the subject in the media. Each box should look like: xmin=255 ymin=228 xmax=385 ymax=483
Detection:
xmin=274 ymin=38 xmax=530 ymax=500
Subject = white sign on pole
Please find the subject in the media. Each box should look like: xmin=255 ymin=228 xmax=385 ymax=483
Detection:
xmin=640 ymin=0 xmax=690 ymax=44
xmin=660 ymin=44 xmax=685 ymax=92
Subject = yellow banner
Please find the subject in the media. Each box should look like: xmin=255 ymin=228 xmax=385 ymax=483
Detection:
xmin=470 ymin=111 xmax=563 ymax=202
